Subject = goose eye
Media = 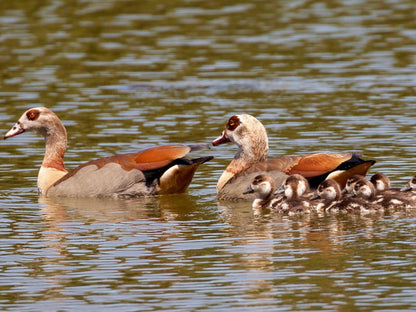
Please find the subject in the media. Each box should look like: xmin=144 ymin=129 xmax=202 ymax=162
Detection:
xmin=26 ymin=110 xmax=40 ymax=121
xmin=226 ymin=115 xmax=240 ymax=131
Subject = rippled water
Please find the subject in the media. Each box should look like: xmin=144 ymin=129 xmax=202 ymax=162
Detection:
xmin=1 ymin=0 xmax=416 ymax=310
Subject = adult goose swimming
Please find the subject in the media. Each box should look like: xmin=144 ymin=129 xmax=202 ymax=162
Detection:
xmin=4 ymin=107 xmax=213 ymax=198
xmin=212 ymin=114 xmax=375 ymax=201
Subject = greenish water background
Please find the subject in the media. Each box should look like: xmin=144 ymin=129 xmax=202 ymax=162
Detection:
xmin=1 ymin=0 xmax=416 ymax=310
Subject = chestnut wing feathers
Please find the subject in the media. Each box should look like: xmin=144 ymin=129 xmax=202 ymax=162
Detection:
xmin=48 ymin=145 xmax=210 ymax=197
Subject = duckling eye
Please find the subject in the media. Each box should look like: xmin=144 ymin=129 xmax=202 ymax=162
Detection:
xmin=26 ymin=110 xmax=40 ymax=121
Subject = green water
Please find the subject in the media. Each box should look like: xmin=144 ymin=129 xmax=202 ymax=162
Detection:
xmin=1 ymin=0 xmax=416 ymax=310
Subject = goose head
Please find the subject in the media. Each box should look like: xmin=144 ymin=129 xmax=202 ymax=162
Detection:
xmin=4 ymin=107 xmax=67 ymax=140
xmin=213 ymin=114 xmax=269 ymax=162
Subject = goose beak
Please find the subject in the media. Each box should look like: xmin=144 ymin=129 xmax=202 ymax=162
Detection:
xmin=212 ymin=131 xmax=230 ymax=146
xmin=4 ymin=122 xmax=24 ymax=139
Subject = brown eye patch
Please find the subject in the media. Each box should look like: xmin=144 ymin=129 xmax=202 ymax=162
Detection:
xmin=226 ymin=115 xmax=240 ymax=131
xmin=26 ymin=109 xmax=40 ymax=121
xmin=253 ymin=175 xmax=264 ymax=184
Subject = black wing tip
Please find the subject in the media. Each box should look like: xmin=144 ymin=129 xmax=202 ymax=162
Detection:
xmin=191 ymin=156 xmax=214 ymax=164
xmin=350 ymin=153 xmax=376 ymax=166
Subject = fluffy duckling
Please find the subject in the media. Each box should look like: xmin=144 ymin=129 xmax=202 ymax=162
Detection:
xmin=401 ymin=175 xmax=416 ymax=193
xmin=342 ymin=174 xmax=367 ymax=195
xmin=368 ymin=172 xmax=416 ymax=209
xmin=276 ymin=174 xmax=314 ymax=215
xmin=243 ymin=174 xmax=282 ymax=210
xmin=244 ymin=174 xmax=312 ymax=215
xmin=314 ymin=179 xmax=382 ymax=214
xmin=370 ymin=172 xmax=401 ymax=194
xmin=353 ymin=178 xmax=408 ymax=211
xmin=400 ymin=175 xmax=416 ymax=203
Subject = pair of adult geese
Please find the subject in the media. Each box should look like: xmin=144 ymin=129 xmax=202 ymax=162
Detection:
xmin=4 ymin=107 xmax=377 ymax=201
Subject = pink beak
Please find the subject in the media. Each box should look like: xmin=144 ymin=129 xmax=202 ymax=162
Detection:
xmin=4 ymin=122 xmax=24 ymax=139
xmin=212 ymin=131 xmax=230 ymax=146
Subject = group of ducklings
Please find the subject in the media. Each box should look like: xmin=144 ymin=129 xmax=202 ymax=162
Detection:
xmin=244 ymin=173 xmax=416 ymax=215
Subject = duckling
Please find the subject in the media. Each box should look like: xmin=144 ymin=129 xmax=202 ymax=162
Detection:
xmin=314 ymin=179 xmax=382 ymax=214
xmin=244 ymin=174 xmax=312 ymax=215
xmin=370 ymin=172 xmax=401 ymax=194
xmin=342 ymin=174 xmax=366 ymax=195
xmin=243 ymin=174 xmax=282 ymax=210
xmin=276 ymin=174 xmax=315 ymax=215
xmin=401 ymin=175 xmax=416 ymax=193
xmin=368 ymin=172 xmax=416 ymax=209
xmin=353 ymin=178 xmax=406 ymax=211
xmin=400 ymin=175 xmax=416 ymax=203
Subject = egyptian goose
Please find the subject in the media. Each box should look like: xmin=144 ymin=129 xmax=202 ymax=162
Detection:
xmin=212 ymin=114 xmax=375 ymax=201
xmin=313 ymin=179 xmax=383 ymax=214
xmin=4 ymin=107 xmax=213 ymax=198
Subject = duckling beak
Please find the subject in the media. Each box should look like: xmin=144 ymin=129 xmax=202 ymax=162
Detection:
xmin=274 ymin=186 xmax=284 ymax=195
xmin=401 ymin=185 xmax=412 ymax=192
xmin=243 ymin=185 xmax=254 ymax=195
xmin=341 ymin=188 xmax=348 ymax=195
xmin=310 ymin=193 xmax=320 ymax=200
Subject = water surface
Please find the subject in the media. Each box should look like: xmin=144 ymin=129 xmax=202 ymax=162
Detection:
xmin=1 ymin=0 xmax=416 ymax=310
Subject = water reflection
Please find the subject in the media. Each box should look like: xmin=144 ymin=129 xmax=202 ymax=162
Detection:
xmin=38 ymin=193 xmax=214 ymax=224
